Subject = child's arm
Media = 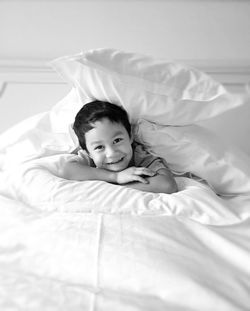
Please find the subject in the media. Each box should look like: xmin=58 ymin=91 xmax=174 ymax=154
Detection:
xmin=61 ymin=161 xmax=116 ymax=183
xmin=125 ymin=168 xmax=178 ymax=194
xmin=60 ymin=161 xmax=156 ymax=184
xmin=60 ymin=161 xmax=177 ymax=194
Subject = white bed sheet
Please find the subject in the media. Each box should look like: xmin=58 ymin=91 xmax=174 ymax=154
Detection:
xmin=0 ymin=169 xmax=250 ymax=310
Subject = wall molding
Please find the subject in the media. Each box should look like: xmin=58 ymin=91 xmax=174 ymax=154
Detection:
xmin=1 ymin=58 xmax=250 ymax=98
xmin=0 ymin=59 xmax=65 ymax=98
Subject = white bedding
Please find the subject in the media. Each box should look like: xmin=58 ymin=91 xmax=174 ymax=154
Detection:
xmin=0 ymin=187 xmax=250 ymax=311
xmin=1 ymin=49 xmax=250 ymax=310
xmin=1 ymin=147 xmax=250 ymax=311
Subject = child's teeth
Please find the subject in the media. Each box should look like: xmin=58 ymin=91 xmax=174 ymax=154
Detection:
xmin=109 ymin=158 xmax=122 ymax=164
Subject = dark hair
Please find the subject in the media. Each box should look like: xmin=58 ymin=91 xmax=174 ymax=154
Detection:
xmin=73 ymin=100 xmax=131 ymax=150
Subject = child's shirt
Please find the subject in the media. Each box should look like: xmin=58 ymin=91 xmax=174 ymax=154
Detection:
xmin=70 ymin=142 xmax=169 ymax=173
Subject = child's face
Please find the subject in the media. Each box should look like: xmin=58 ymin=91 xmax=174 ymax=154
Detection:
xmin=85 ymin=118 xmax=133 ymax=172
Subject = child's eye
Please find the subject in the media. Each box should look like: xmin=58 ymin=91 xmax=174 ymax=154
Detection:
xmin=114 ymin=138 xmax=123 ymax=144
xmin=94 ymin=145 xmax=104 ymax=151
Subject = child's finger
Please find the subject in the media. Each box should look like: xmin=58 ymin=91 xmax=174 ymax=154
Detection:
xmin=138 ymin=168 xmax=156 ymax=176
xmin=134 ymin=176 xmax=149 ymax=184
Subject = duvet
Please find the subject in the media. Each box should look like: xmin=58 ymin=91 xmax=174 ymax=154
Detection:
xmin=0 ymin=49 xmax=250 ymax=310
xmin=0 ymin=170 xmax=250 ymax=311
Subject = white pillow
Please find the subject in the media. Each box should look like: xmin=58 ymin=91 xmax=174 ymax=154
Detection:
xmin=134 ymin=119 xmax=250 ymax=195
xmin=0 ymin=110 xmax=75 ymax=171
xmin=49 ymin=87 xmax=83 ymax=134
xmin=50 ymin=48 xmax=243 ymax=126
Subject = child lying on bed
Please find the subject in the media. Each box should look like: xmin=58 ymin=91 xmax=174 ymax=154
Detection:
xmin=61 ymin=101 xmax=178 ymax=194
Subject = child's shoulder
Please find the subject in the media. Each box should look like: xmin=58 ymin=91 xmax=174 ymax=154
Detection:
xmin=133 ymin=142 xmax=156 ymax=166
xmin=133 ymin=142 xmax=169 ymax=172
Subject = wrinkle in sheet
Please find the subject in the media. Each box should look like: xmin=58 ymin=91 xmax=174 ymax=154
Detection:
xmin=90 ymin=214 xmax=103 ymax=311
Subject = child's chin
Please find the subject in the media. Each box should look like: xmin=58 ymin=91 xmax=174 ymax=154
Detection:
xmin=105 ymin=163 xmax=127 ymax=172
xmin=108 ymin=166 xmax=126 ymax=172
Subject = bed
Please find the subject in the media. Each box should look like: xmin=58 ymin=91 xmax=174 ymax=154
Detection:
xmin=0 ymin=48 xmax=250 ymax=311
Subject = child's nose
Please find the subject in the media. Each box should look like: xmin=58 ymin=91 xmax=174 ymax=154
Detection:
xmin=106 ymin=146 xmax=117 ymax=157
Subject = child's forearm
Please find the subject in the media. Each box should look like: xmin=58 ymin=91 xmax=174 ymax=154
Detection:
xmin=61 ymin=162 xmax=155 ymax=185
xmin=125 ymin=173 xmax=178 ymax=194
xmin=60 ymin=162 xmax=177 ymax=194
xmin=61 ymin=161 xmax=116 ymax=183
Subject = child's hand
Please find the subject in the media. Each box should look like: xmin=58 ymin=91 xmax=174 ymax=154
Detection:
xmin=115 ymin=167 xmax=156 ymax=184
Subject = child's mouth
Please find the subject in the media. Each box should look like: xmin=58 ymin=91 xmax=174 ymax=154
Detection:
xmin=107 ymin=157 xmax=124 ymax=165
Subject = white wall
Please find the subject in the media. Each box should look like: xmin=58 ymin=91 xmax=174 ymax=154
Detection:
xmin=1 ymin=0 xmax=250 ymax=154
xmin=1 ymin=0 xmax=250 ymax=60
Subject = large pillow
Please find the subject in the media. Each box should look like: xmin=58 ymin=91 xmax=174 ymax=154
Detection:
xmin=50 ymin=48 xmax=243 ymax=126
xmin=49 ymin=87 xmax=83 ymax=134
xmin=134 ymin=119 xmax=250 ymax=195
xmin=0 ymin=110 xmax=76 ymax=171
